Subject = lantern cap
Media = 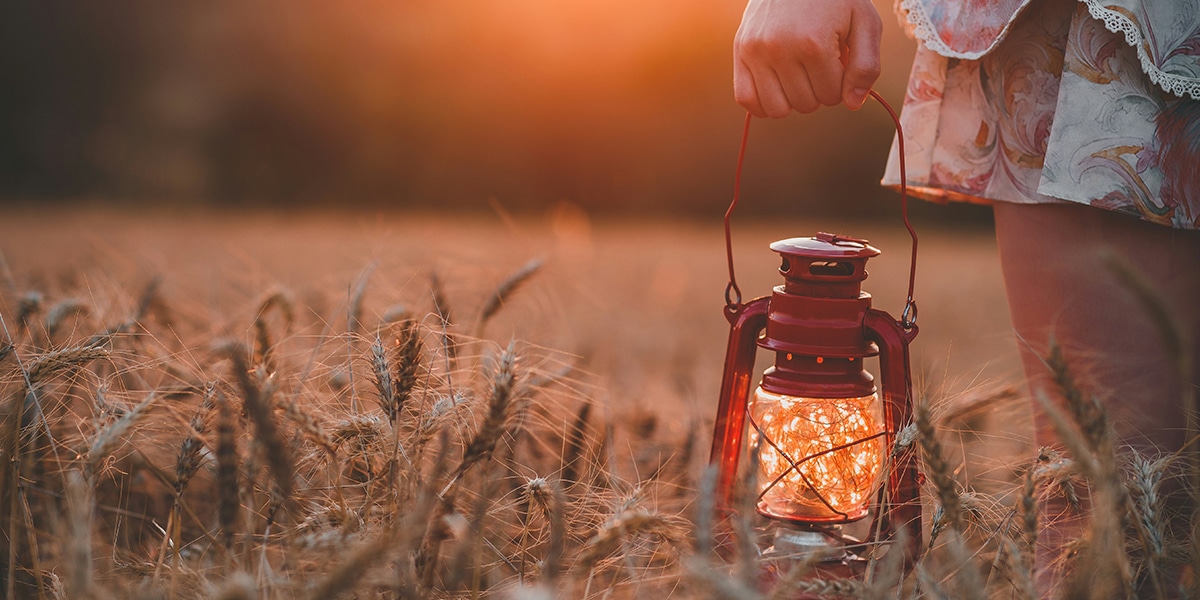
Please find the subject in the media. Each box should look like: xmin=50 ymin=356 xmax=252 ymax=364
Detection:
xmin=770 ymin=233 xmax=880 ymax=259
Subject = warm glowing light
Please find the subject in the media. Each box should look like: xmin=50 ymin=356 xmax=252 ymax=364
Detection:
xmin=749 ymin=388 xmax=885 ymax=522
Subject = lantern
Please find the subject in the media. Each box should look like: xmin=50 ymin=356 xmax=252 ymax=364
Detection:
xmin=708 ymin=232 xmax=923 ymax=571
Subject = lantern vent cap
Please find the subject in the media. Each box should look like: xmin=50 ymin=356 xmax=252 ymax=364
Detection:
xmin=771 ymin=233 xmax=881 ymax=259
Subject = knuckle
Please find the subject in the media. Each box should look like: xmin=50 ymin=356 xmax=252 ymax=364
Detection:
xmin=792 ymin=35 xmax=831 ymax=61
xmin=868 ymin=9 xmax=884 ymax=31
xmin=855 ymin=62 xmax=882 ymax=81
xmin=795 ymin=98 xmax=819 ymax=114
xmin=738 ymin=35 xmax=774 ymax=58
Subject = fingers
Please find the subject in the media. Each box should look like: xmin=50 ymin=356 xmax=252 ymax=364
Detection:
xmin=775 ymin=62 xmax=821 ymax=113
xmin=734 ymin=0 xmax=878 ymax=116
xmin=841 ymin=3 xmax=883 ymax=110
xmin=735 ymin=36 xmax=838 ymax=116
xmin=735 ymin=59 xmax=793 ymax=118
xmin=794 ymin=36 xmax=845 ymax=108
xmin=733 ymin=59 xmax=768 ymax=117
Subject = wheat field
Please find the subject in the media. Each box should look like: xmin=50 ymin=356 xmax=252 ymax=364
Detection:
xmin=1 ymin=206 xmax=1194 ymax=599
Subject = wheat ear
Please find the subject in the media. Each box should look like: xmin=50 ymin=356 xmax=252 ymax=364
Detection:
xmin=370 ymin=335 xmax=396 ymax=420
xmin=916 ymin=401 xmax=961 ymax=540
xmin=449 ymin=343 xmax=518 ymax=486
xmin=578 ymin=509 xmax=689 ymax=571
xmin=15 ymin=291 xmax=43 ymax=334
xmin=430 ymin=271 xmax=457 ymax=370
xmin=1125 ymin=451 xmax=1170 ymax=599
xmin=24 ymin=344 xmax=109 ymax=387
xmin=279 ymin=396 xmax=336 ymax=457
xmin=561 ymin=401 xmax=591 ymax=488
xmin=253 ymin=289 xmax=294 ymax=372
xmin=175 ymin=384 xmax=216 ymax=495
xmin=44 ymin=298 xmax=90 ymax=339
xmin=475 ymin=257 xmax=543 ymax=337
xmin=85 ymin=393 xmax=156 ymax=478
xmin=1034 ymin=384 xmax=1133 ymax=598
xmin=1015 ymin=463 xmax=1037 ymax=581
xmin=348 ymin=262 xmax=375 ymax=337
xmin=374 ymin=320 xmax=422 ymax=424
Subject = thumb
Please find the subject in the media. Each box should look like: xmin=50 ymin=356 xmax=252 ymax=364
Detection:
xmin=841 ymin=5 xmax=883 ymax=110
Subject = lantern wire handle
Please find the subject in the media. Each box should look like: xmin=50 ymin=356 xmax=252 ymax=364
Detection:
xmin=723 ymin=112 xmax=753 ymax=311
xmin=722 ymin=91 xmax=918 ymax=329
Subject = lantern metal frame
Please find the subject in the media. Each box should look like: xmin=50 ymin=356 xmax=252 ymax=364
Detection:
xmin=708 ymin=233 xmax=923 ymax=571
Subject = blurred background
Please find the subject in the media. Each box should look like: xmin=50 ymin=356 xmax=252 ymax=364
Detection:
xmin=0 ymin=0 xmax=1022 ymax=494
xmin=0 ymin=0 xmax=991 ymax=222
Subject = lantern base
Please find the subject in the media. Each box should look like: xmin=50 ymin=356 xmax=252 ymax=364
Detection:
xmin=760 ymin=523 xmax=872 ymax=591
xmin=768 ymin=527 xmax=847 ymax=562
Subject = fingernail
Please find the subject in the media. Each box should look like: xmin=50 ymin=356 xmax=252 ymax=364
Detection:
xmin=847 ymin=88 xmax=869 ymax=109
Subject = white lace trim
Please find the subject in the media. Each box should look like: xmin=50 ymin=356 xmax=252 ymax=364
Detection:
xmin=1078 ymin=0 xmax=1200 ymax=100
xmin=897 ymin=0 xmax=1200 ymax=100
xmin=895 ymin=0 xmax=1036 ymax=60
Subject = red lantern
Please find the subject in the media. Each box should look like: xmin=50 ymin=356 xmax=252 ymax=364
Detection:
xmin=709 ymin=102 xmax=923 ymax=577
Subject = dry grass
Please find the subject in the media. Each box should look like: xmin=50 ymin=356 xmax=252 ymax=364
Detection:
xmin=0 ymin=208 xmax=1195 ymax=599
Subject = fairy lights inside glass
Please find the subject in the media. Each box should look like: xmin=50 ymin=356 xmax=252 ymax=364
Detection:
xmin=749 ymin=388 xmax=885 ymax=522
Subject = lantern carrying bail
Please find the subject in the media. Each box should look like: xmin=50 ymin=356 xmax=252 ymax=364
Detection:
xmin=722 ymin=90 xmax=919 ymax=326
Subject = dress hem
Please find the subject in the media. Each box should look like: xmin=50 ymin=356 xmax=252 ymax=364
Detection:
xmin=898 ymin=0 xmax=1200 ymax=100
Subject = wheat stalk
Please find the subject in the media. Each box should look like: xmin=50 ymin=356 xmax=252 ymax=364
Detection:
xmin=776 ymin=577 xmax=864 ymax=599
xmin=221 ymin=342 xmax=298 ymax=515
xmin=24 ymin=344 xmax=109 ymax=387
xmin=371 ymin=321 xmax=421 ymax=424
xmin=44 ymin=298 xmax=90 ymax=339
xmin=1125 ymin=451 xmax=1171 ymax=599
xmin=280 ymin=396 xmax=336 ymax=458
xmin=1015 ymin=462 xmax=1038 ymax=581
xmin=175 ymin=384 xmax=216 ymax=495
xmin=304 ymin=529 xmax=397 ymax=600
xmin=85 ymin=393 xmax=156 ymax=477
xmin=430 ymin=271 xmax=458 ymax=371
xmin=62 ymin=471 xmax=95 ymax=600
xmin=370 ymin=335 xmax=396 ymax=420
xmin=449 ymin=343 xmax=519 ymax=487
xmin=916 ymin=402 xmax=961 ymax=539
xmin=1034 ymin=447 xmax=1082 ymax=512
xmin=577 ymin=509 xmax=689 ymax=571
xmin=561 ymin=401 xmax=591 ymax=488
xmin=992 ymin=537 xmax=1033 ymax=600
xmin=133 ymin=276 xmax=163 ymax=324
xmin=348 ymin=262 xmax=376 ymax=337
xmin=1045 ymin=343 xmax=1113 ymax=459
xmin=392 ymin=321 xmax=422 ymax=419
xmin=15 ymin=291 xmax=43 ymax=334
xmin=1035 ymin=378 xmax=1133 ymax=598
xmin=253 ymin=289 xmax=293 ymax=372
xmin=215 ymin=387 xmax=240 ymax=553
xmin=476 ymin=257 xmax=543 ymax=337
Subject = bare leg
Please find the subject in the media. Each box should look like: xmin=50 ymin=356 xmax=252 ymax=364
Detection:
xmin=993 ymin=201 xmax=1200 ymax=597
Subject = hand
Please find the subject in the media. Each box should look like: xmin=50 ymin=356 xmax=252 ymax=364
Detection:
xmin=734 ymin=0 xmax=883 ymax=116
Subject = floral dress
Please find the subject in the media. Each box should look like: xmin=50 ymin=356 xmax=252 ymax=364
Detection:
xmin=881 ymin=0 xmax=1200 ymax=230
